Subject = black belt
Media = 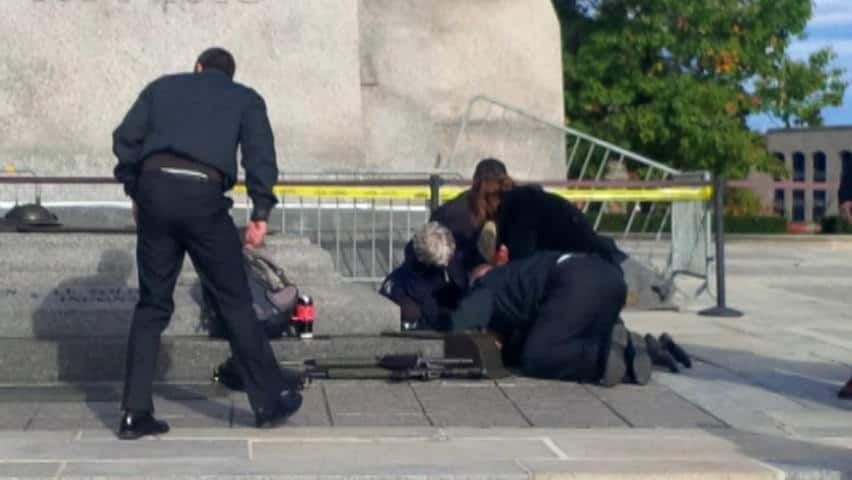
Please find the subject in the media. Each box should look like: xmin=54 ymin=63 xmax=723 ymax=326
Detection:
xmin=142 ymin=153 xmax=224 ymax=185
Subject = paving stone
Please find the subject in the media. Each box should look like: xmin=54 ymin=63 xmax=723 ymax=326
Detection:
xmin=655 ymin=363 xmax=806 ymax=434
xmin=33 ymin=402 xmax=119 ymax=418
xmin=586 ymin=384 xmax=727 ymax=428
xmin=499 ymin=383 xmax=627 ymax=428
xmin=521 ymin=458 xmax=777 ymax=480
xmin=323 ymin=381 xmax=429 ymax=427
xmin=0 ymin=462 xmax=60 ymax=478
xmin=27 ymin=415 xmax=118 ymax=432
xmin=546 ymin=430 xmax=740 ymax=459
xmin=764 ymin=411 xmax=852 ymax=438
xmin=250 ymin=438 xmax=551 ymax=476
xmin=232 ymin=387 xmax=331 ymax=427
xmin=0 ymin=403 xmax=38 ymax=430
xmin=0 ymin=438 xmax=247 ymax=461
xmin=151 ymin=398 xmax=232 ymax=421
xmin=718 ymin=430 xmax=852 ymax=476
xmin=412 ymin=382 xmax=530 ymax=427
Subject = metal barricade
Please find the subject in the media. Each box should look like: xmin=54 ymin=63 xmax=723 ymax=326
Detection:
xmin=443 ymin=95 xmax=712 ymax=284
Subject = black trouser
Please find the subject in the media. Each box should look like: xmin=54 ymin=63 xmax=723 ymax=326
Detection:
xmin=520 ymin=255 xmax=627 ymax=381
xmin=122 ymin=170 xmax=291 ymax=414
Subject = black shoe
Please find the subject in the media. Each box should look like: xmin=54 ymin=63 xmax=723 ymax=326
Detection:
xmin=626 ymin=331 xmax=653 ymax=385
xmin=645 ymin=334 xmax=680 ymax=373
xmin=254 ymin=390 xmax=303 ymax=428
xmin=660 ymin=333 xmax=692 ymax=368
xmin=600 ymin=323 xmax=628 ymax=387
xmin=117 ymin=411 xmax=170 ymax=440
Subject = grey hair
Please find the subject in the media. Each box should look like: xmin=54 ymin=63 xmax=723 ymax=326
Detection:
xmin=412 ymin=222 xmax=456 ymax=267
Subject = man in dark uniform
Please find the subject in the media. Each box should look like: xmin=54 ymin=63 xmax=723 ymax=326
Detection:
xmin=450 ymin=252 xmax=651 ymax=386
xmin=112 ymin=48 xmax=302 ymax=439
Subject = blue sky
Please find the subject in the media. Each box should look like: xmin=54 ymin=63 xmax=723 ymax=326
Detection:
xmin=748 ymin=0 xmax=852 ymax=131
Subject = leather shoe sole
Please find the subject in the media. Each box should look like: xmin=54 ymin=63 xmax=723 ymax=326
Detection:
xmin=255 ymin=390 xmax=304 ymax=428
xmin=600 ymin=324 xmax=628 ymax=387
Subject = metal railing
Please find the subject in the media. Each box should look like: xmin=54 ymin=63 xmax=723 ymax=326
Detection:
xmin=443 ymin=95 xmax=713 ymax=283
xmin=0 ymin=175 xmax=711 ymax=289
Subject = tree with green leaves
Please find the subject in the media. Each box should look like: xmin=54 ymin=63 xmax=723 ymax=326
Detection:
xmin=552 ymin=0 xmax=847 ymax=177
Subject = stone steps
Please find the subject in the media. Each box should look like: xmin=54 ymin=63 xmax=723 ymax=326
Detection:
xmin=0 ymin=233 xmax=400 ymax=338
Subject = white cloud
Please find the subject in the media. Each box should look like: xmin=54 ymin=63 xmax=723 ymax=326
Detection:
xmin=811 ymin=0 xmax=852 ymax=25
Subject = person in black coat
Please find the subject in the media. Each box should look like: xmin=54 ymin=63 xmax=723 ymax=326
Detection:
xmin=494 ymin=184 xmax=627 ymax=265
xmin=112 ymin=48 xmax=301 ymax=439
xmin=379 ymin=159 xmax=513 ymax=330
xmin=450 ymin=251 xmax=650 ymax=385
xmin=380 ymin=222 xmax=467 ymax=331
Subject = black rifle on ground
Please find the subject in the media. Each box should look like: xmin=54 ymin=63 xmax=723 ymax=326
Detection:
xmin=294 ymin=354 xmax=482 ymax=382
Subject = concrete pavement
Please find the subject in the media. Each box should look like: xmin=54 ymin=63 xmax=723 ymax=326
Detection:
xmin=0 ymin=239 xmax=851 ymax=478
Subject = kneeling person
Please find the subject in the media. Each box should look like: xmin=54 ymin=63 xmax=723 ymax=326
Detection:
xmin=451 ymin=252 xmax=650 ymax=386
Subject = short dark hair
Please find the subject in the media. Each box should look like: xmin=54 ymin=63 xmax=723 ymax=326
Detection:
xmin=473 ymin=158 xmax=508 ymax=182
xmin=196 ymin=47 xmax=236 ymax=79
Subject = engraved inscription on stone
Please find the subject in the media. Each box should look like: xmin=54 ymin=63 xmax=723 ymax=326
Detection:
xmin=41 ymin=287 xmax=139 ymax=310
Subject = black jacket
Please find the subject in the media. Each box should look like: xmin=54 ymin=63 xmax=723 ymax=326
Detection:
xmin=497 ymin=185 xmax=627 ymax=264
xmin=379 ymin=242 xmax=468 ymax=331
xmin=113 ymin=70 xmax=278 ymax=221
xmin=450 ymin=251 xmax=561 ymax=335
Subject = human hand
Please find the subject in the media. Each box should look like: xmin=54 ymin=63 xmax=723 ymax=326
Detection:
xmin=841 ymin=201 xmax=852 ymax=223
xmin=245 ymin=221 xmax=268 ymax=249
xmin=493 ymin=245 xmax=509 ymax=266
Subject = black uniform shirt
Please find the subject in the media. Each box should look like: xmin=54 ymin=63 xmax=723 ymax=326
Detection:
xmin=450 ymin=251 xmax=561 ymax=335
xmin=113 ymin=69 xmax=278 ymax=221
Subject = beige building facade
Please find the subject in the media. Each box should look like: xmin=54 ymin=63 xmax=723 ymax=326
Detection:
xmin=751 ymin=126 xmax=852 ymax=223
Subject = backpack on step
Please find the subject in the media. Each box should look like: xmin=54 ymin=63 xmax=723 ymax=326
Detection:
xmin=201 ymin=248 xmax=299 ymax=339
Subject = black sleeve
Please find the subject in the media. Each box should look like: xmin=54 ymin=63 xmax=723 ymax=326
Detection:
xmin=112 ymin=85 xmax=152 ymax=198
xmin=449 ymin=287 xmax=494 ymax=332
xmin=840 ymin=164 xmax=852 ymax=204
xmin=240 ymin=90 xmax=279 ymax=221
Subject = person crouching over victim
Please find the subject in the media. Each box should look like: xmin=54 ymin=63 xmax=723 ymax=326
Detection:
xmin=451 ymin=250 xmax=652 ymax=386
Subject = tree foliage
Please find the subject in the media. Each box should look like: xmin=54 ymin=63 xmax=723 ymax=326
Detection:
xmin=552 ymin=0 xmax=847 ymax=177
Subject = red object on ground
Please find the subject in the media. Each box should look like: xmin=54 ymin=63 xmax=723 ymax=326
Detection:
xmin=839 ymin=377 xmax=852 ymax=400
xmin=787 ymin=223 xmax=819 ymax=234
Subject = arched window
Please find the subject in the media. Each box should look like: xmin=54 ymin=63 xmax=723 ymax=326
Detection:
xmin=793 ymin=152 xmax=806 ymax=182
xmin=813 ymin=151 xmax=827 ymax=182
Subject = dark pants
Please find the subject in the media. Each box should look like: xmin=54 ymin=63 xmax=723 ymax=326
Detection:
xmin=520 ymin=255 xmax=627 ymax=381
xmin=122 ymin=171 xmax=291 ymax=414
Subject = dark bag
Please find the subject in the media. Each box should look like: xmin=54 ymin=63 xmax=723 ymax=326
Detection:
xmin=202 ymin=249 xmax=299 ymax=339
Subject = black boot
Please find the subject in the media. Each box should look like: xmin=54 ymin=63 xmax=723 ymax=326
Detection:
xmin=626 ymin=331 xmax=653 ymax=385
xmin=599 ymin=323 xmax=628 ymax=387
xmin=117 ymin=411 xmax=170 ymax=440
xmin=645 ymin=334 xmax=679 ymax=373
xmin=255 ymin=389 xmax=304 ymax=428
xmin=660 ymin=333 xmax=692 ymax=368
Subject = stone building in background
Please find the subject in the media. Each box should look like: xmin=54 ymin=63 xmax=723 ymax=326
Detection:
xmin=749 ymin=126 xmax=852 ymax=224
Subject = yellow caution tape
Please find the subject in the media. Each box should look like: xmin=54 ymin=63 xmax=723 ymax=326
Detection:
xmin=232 ymin=185 xmax=712 ymax=202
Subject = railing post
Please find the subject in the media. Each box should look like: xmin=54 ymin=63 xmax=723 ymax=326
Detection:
xmin=428 ymin=174 xmax=441 ymax=213
xmin=699 ymin=174 xmax=743 ymax=317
